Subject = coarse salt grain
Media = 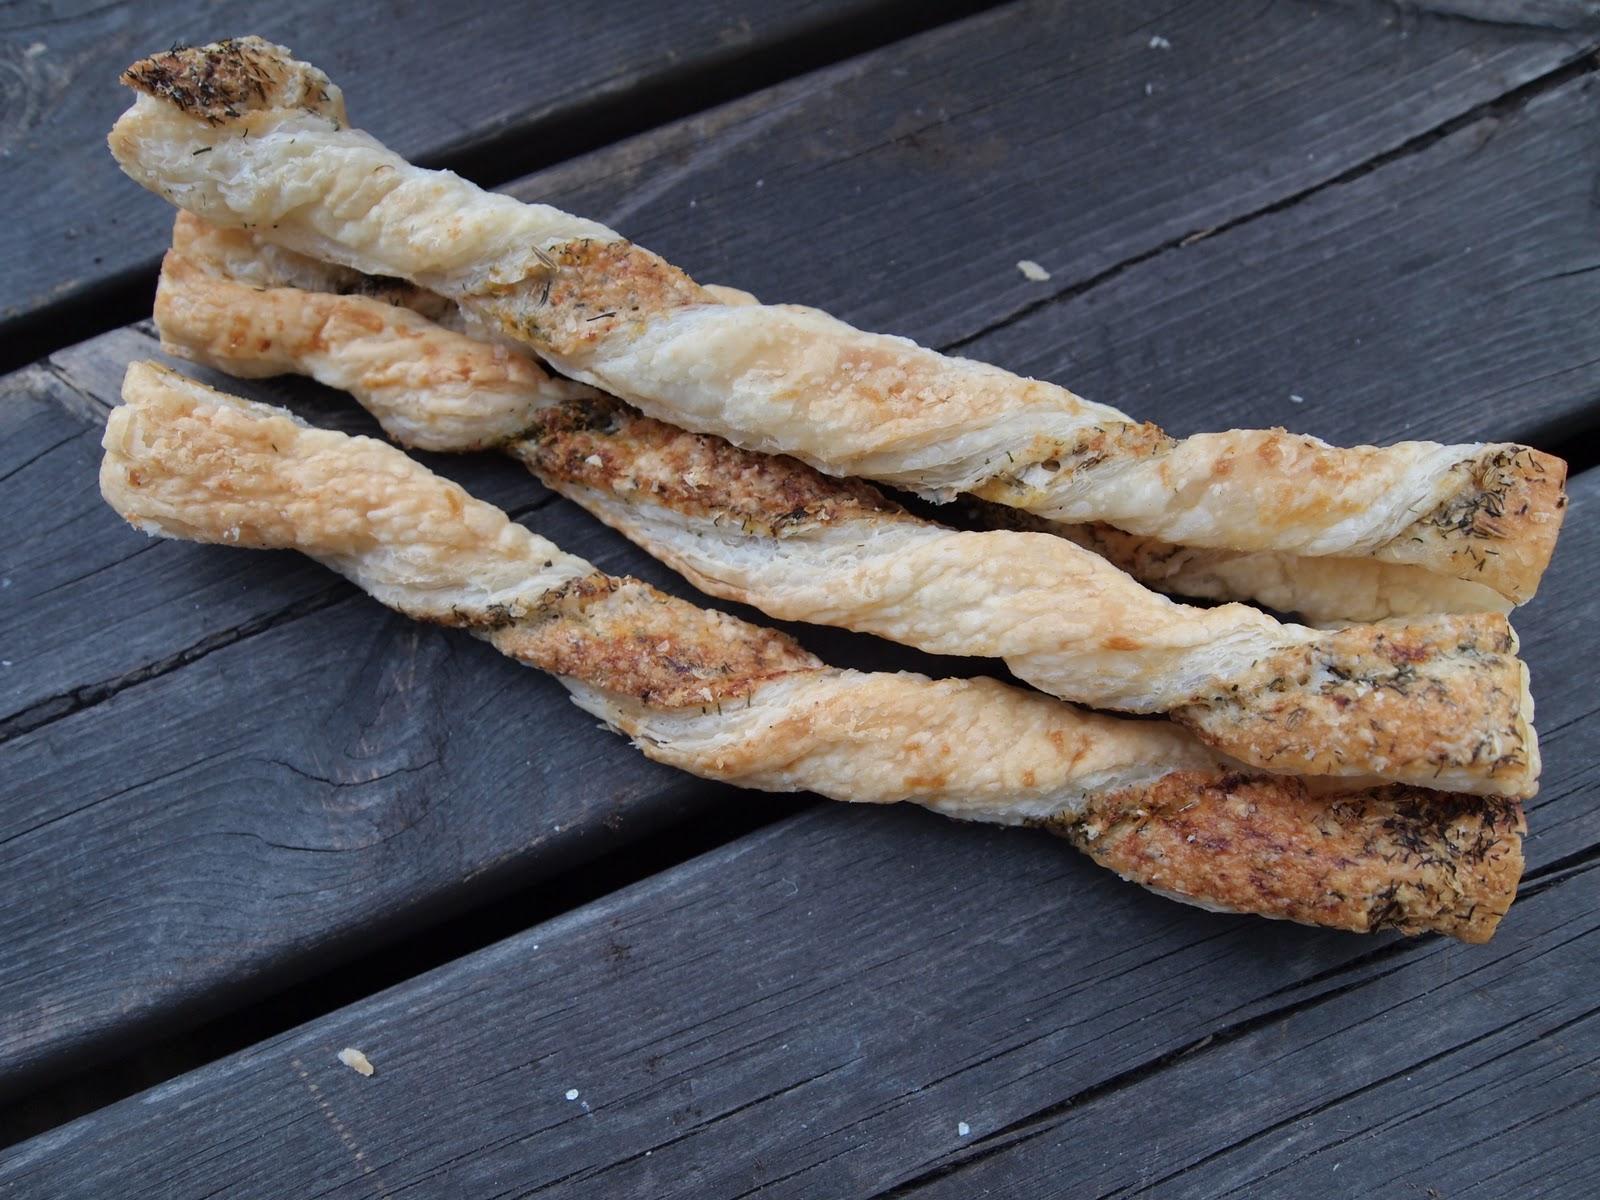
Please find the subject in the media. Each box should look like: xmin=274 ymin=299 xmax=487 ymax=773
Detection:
xmin=1017 ymin=260 xmax=1051 ymax=282
xmin=585 ymin=454 xmax=604 ymax=467
xmin=565 ymin=1088 xmax=581 ymax=1101
xmin=1149 ymin=34 xmax=1171 ymax=49
xmin=958 ymin=1122 xmax=971 ymax=1136
xmin=338 ymin=1047 xmax=374 ymax=1076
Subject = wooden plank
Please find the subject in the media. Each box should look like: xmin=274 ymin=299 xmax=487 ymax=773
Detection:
xmin=12 ymin=0 xmax=1599 ymax=731
xmin=1 ymin=698 xmax=1593 ymax=1196
xmin=0 ymin=0 xmax=971 ymax=346
xmin=0 ymin=482 xmax=735 ymax=1098
xmin=4 ymin=0 xmax=1599 ymax=1127
xmin=962 ymin=69 xmax=1600 ymax=451
xmin=0 ymin=334 xmax=958 ymax=1097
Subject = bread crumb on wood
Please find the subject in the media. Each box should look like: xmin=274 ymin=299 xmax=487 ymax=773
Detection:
xmin=338 ymin=1047 xmax=375 ymax=1076
xmin=1016 ymin=260 xmax=1051 ymax=282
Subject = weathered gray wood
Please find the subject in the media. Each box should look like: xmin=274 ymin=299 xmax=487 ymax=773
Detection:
xmin=0 ymin=331 xmax=958 ymax=1099
xmin=885 ymin=473 xmax=1600 ymax=1196
xmin=893 ymin=874 xmax=1599 ymax=1199
xmin=963 ymin=69 xmax=1600 ymax=451
xmin=12 ymin=0 xmax=1600 ymax=734
xmin=1 ymin=726 xmax=1592 ymax=1198
xmin=0 ymin=0 xmax=973 ymax=348
xmin=4 ymin=453 xmax=1593 ymax=1192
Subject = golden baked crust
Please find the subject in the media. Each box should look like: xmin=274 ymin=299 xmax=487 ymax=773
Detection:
xmin=156 ymin=246 xmax=586 ymax=450
xmin=111 ymin=38 xmax=1567 ymax=604
xmin=99 ymin=363 xmax=1525 ymax=941
xmin=121 ymin=36 xmax=345 ymax=127
xmin=488 ymin=574 xmax=817 ymax=708
xmin=514 ymin=394 xmax=910 ymax=534
xmin=105 ymin=362 xmax=812 ymax=708
xmin=165 ymin=215 xmax=1522 ymax=625
xmin=1046 ymin=775 xmax=1525 ymax=943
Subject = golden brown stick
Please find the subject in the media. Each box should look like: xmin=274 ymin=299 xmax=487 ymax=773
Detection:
xmin=99 ymin=362 xmax=1527 ymax=941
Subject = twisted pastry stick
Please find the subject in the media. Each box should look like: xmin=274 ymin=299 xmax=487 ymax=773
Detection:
xmin=100 ymin=361 xmax=1526 ymax=941
xmin=1016 ymin=519 xmax=1510 ymax=626
xmin=164 ymin=214 xmax=1507 ymax=626
xmin=155 ymin=231 xmax=1539 ymax=797
xmin=108 ymin=37 xmax=1567 ymax=605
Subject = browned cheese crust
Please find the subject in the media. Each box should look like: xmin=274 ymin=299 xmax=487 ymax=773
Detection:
xmin=151 ymin=231 xmax=1540 ymax=795
xmin=1176 ymin=616 xmax=1532 ymax=787
xmin=506 ymin=238 xmax=711 ymax=356
xmin=1049 ymin=776 xmax=1525 ymax=943
xmin=104 ymin=361 xmax=812 ymax=710
xmin=489 ymin=236 xmax=1566 ymax=607
xmin=1393 ymin=447 xmax=1569 ymax=599
xmin=484 ymin=574 xmax=822 ymax=708
xmin=101 ymin=362 xmax=1527 ymax=941
xmin=511 ymin=394 xmax=911 ymax=536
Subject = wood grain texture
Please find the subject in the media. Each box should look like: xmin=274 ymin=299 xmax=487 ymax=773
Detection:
xmin=2 ymin=0 xmax=1598 ymax=1161
xmin=0 ymin=0 xmax=963 ymax=338
xmin=0 ymin=480 xmax=732 ymax=1098
xmin=894 ymin=866 xmax=1599 ymax=1199
xmin=884 ymin=481 xmax=1600 ymax=1198
xmin=0 ymin=464 xmax=1594 ymax=1192
xmin=12 ymin=0 xmax=1597 ymax=733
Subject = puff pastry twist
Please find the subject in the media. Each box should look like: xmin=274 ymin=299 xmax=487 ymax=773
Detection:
xmin=109 ymin=38 xmax=1567 ymax=607
xmin=100 ymin=362 xmax=1526 ymax=941
xmin=162 ymin=215 xmax=1507 ymax=626
xmin=155 ymin=221 xmax=1539 ymax=796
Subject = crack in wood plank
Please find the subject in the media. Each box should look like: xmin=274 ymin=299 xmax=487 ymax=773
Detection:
xmin=0 ymin=583 xmax=352 ymax=746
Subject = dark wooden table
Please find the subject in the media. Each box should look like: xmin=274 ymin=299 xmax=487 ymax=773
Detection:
xmin=3 ymin=2 xmax=1598 ymax=1195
